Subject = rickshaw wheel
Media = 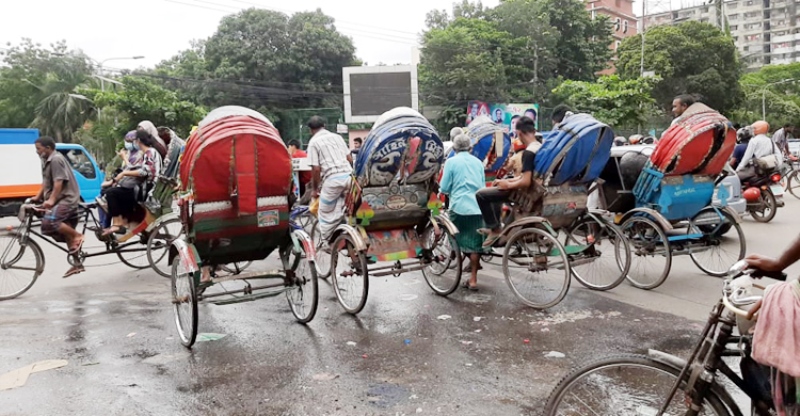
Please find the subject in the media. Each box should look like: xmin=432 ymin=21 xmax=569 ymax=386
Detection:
xmin=688 ymin=210 xmax=746 ymax=277
xmin=310 ymin=222 xmax=331 ymax=279
xmin=171 ymin=257 xmax=198 ymax=348
xmin=502 ymin=227 xmax=571 ymax=309
xmin=565 ymin=216 xmax=631 ymax=291
xmin=117 ymin=242 xmax=151 ymax=270
xmin=621 ymin=216 xmax=671 ymax=290
xmin=147 ymin=218 xmax=183 ymax=278
xmin=286 ymin=234 xmax=319 ymax=323
xmin=421 ymin=225 xmax=462 ymax=296
xmin=330 ymin=233 xmax=369 ymax=315
xmin=0 ymin=231 xmax=44 ymax=301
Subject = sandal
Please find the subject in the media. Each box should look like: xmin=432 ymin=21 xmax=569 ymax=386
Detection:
xmin=461 ymin=280 xmax=479 ymax=291
xmin=101 ymin=226 xmax=126 ymax=238
xmin=482 ymin=234 xmax=502 ymax=248
xmin=63 ymin=265 xmax=85 ymax=278
xmin=68 ymin=236 xmax=84 ymax=255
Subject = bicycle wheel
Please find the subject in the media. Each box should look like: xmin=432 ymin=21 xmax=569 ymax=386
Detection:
xmin=147 ymin=218 xmax=183 ymax=278
xmin=310 ymin=222 xmax=331 ymax=279
xmin=545 ymin=354 xmax=731 ymax=416
xmin=502 ymin=227 xmax=571 ymax=309
xmin=171 ymin=257 xmax=198 ymax=348
xmin=621 ymin=216 xmax=672 ymax=290
xmin=420 ymin=225 xmax=462 ymax=296
xmin=689 ymin=211 xmax=746 ymax=277
xmin=330 ymin=233 xmax=369 ymax=315
xmin=286 ymin=234 xmax=319 ymax=324
xmin=787 ymin=170 xmax=800 ymax=199
xmin=565 ymin=216 xmax=630 ymax=291
xmin=0 ymin=232 xmax=44 ymax=301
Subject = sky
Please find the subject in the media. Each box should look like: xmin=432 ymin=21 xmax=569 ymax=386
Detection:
xmin=0 ymin=0 xmax=504 ymax=71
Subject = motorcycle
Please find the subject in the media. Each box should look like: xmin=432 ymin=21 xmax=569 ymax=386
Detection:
xmin=742 ymin=171 xmax=782 ymax=223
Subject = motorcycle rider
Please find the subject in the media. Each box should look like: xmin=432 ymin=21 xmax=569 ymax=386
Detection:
xmin=736 ymin=121 xmax=783 ymax=182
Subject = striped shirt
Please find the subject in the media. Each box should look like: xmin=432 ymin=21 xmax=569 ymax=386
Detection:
xmin=307 ymin=129 xmax=353 ymax=182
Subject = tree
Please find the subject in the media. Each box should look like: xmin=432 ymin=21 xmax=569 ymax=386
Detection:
xmin=93 ymin=76 xmax=206 ymax=138
xmin=493 ymin=0 xmax=613 ymax=81
xmin=154 ymin=8 xmax=358 ymax=110
xmin=552 ymin=75 xmax=661 ymax=127
xmin=734 ymin=63 xmax=800 ymax=127
xmin=0 ymin=39 xmax=96 ymax=142
xmin=616 ymin=21 xmax=742 ymax=114
xmin=419 ymin=17 xmax=527 ymax=130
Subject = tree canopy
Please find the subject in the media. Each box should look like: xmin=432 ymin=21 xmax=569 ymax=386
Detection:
xmin=154 ymin=8 xmax=358 ymax=110
xmin=0 ymin=39 xmax=96 ymax=142
xmin=616 ymin=21 xmax=742 ymax=114
xmin=552 ymin=75 xmax=661 ymax=127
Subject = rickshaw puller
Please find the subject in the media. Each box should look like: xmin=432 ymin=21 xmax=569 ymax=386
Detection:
xmin=306 ymin=116 xmax=353 ymax=247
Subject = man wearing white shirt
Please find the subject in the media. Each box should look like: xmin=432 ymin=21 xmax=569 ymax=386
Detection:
xmin=306 ymin=116 xmax=353 ymax=242
xmin=737 ymin=121 xmax=783 ymax=181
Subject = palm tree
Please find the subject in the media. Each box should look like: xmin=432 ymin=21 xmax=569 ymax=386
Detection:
xmin=28 ymin=53 xmax=97 ymax=143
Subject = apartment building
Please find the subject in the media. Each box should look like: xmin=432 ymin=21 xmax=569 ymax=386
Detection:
xmin=586 ymin=0 xmax=639 ymax=73
xmin=641 ymin=0 xmax=800 ymax=69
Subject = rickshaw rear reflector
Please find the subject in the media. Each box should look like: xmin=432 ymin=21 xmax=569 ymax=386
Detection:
xmin=771 ymin=173 xmax=781 ymax=183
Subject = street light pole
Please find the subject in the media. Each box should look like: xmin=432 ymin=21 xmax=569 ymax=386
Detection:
xmin=94 ymin=56 xmax=145 ymax=91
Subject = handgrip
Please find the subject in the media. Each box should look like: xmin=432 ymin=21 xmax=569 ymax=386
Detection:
xmin=750 ymin=269 xmax=788 ymax=281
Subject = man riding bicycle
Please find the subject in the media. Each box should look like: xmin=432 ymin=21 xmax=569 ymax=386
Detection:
xmin=32 ymin=137 xmax=85 ymax=277
xmin=306 ymin=116 xmax=353 ymax=249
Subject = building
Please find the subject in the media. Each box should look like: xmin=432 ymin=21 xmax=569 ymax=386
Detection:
xmin=641 ymin=0 xmax=800 ymax=69
xmin=586 ymin=0 xmax=639 ymax=73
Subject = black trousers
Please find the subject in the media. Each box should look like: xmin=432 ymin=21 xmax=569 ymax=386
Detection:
xmin=476 ymin=187 xmax=511 ymax=230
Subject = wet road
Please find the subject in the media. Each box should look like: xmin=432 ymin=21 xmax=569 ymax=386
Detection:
xmin=1 ymin=198 xmax=798 ymax=416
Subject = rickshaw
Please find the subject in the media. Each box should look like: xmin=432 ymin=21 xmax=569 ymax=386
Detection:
xmin=478 ymin=113 xmax=631 ymax=309
xmin=314 ymin=107 xmax=461 ymax=315
xmin=600 ymin=103 xmax=746 ymax=290
xmin=0 ymin=138 xmax=185 ymax=300
xmin=169 ymin=106 xmax=318 ymax=347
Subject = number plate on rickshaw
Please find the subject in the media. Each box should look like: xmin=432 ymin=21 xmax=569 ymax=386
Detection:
xmin=366 ymin=229 xmax=421 ymax=261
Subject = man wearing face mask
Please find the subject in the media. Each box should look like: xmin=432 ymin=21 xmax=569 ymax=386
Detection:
xmin=31 ymin=136 xmax=84 ymax=277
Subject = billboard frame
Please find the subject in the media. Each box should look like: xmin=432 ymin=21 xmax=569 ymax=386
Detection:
xmin=343 ymin=65 xmax=419 ymax=123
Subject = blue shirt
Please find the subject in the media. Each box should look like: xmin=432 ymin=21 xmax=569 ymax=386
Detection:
xmin=440 ymin=151 xmax=485 ymax=216
xmin=731 ymin=143 xmax=748 ymax=170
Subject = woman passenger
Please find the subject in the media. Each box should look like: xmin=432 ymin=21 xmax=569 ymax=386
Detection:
xmin=102 ymin=130 xmax=162 ymax=237
xmin=440 ymin=133 xmax=486 ymax=290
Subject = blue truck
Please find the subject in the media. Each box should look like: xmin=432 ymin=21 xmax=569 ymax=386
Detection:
xmin=0 ymin=128 xmax=104 ymax=217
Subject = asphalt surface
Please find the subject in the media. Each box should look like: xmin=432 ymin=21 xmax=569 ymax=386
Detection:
xmin=1 ymin=198 xmax=798 ymax=416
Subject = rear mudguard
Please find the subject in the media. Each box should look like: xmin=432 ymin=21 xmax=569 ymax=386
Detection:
xmin=330 ymin=224 xmax=369 ymax=252
xmin=168 ymin=238 xmax=199 ymax=274
xmin=290 ymin=228 xmax=315 ymax=261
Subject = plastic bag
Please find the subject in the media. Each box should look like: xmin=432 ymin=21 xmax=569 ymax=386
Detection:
xmin=309 ymin=197 xmax=320 ymax=216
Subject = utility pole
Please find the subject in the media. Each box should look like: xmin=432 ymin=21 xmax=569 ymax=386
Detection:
xmin=533 ymin=46 xmax=539 ymax=99
xmin=640 ymin=0 xmax=646 ymax=77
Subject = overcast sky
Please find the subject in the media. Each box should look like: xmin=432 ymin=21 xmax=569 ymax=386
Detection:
xmin=0 ymin=0 xmax=505 ymax=70
xmin=1 ymin=0 xmax=704 ymax=71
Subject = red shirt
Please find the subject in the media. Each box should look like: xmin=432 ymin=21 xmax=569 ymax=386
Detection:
xmin=292 ymin=149 xmax=312 ymax=185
